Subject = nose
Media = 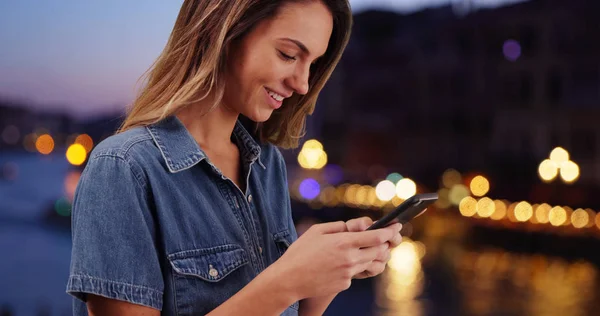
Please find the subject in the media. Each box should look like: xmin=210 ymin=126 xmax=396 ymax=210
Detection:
xmin=286 ymin=64 xmax=310 ymax=95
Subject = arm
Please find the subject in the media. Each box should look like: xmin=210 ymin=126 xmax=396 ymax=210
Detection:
xmin=206 ymin=262 xmax=298 ymax=315
xmin=86 ymin=262 xmax=298 ymax=316
xmin=299 ymin=294 xmax=337 ymax=316
xmin=87 ymin=295 xmax=160 ymax=316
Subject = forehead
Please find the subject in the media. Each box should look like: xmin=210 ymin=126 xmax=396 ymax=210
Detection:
xmin=266 ymin=1 xmax=333 ymax=57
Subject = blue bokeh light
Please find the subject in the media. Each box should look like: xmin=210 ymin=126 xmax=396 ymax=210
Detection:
xmin=299 ymin=178 xmax=321 ymax=200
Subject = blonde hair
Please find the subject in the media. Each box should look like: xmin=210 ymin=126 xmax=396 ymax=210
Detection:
xmin=117 ymin=0 xmax=352 ymax=149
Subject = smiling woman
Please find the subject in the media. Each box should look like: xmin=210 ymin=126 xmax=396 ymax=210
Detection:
xmin=117 ymin=0 xmax=351 ymax=149
xmin=66 ymin=1 xmax=405 ymax=316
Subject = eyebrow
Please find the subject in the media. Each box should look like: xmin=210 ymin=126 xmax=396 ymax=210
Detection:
xmin=280 ymin=37 xmax=310 ymax=55
xmin=279 ymin=37 xmax=325 ymax=60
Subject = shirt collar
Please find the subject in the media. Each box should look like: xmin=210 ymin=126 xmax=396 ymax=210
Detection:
xmin=147 ymin=115 xmax=265 ymax=173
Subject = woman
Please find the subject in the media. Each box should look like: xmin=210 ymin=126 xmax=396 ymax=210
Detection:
xmin=67 ymin=0 xmax=402 ymax=315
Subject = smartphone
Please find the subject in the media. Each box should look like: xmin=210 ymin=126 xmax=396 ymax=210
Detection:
xmin=366 ymin=193 xmax=438 ymax=230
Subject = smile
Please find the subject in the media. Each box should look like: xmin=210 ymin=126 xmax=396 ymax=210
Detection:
xmin=266 ymin=88 xmax=285 ymax=102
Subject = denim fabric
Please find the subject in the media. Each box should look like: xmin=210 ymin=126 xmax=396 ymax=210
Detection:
xmin=66 ymin=116 xmax=299 ymax=315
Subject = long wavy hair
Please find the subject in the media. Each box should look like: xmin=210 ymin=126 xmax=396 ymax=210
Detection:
xmin=117 ymin=0 xmax=352 ymax=148
xmin=117 ymin=0 xmax=352 ymax=149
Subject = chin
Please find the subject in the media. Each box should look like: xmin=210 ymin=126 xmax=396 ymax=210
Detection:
xmin=244 ymin=109 xmax=274 ymax=123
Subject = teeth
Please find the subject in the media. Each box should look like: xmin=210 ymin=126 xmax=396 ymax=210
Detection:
xmin=268 ymin=90 xmax=284 ymax=102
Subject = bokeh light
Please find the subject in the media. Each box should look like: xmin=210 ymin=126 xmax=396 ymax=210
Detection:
xmin=571 ymin=209 xmax=589 ymax=229
xmin=449 ymin=184 xmax=470 ymax=205
xmin=514 ymin=201 xmax=533 ymax=222
xmin=355 ymin=185 xmax=370 ymax=208
xmin=535 ymin=203 xmax=551 ymax=224
xmin=559 ymin=160 xmax=580 ymax=183
xmin=299 ymin=178 xmax=320 ymax=200
xmin=386 ymin=172 xmax=403 ymax=184
xmin=549 ymin=147 xmax=569 ymax=165
xmin=476 ymin=197 xmax=495 ymax=218
xmin=396 ymin=178 xmax=417 ymax=199
xmin=344 ymin=184 xmax=359 ymax=206
xmin=538 ymin=159 xmax=558 ymax=182
xmin=459 ymin=196 xmax=477 ymax=217
xmin=298 ymin=139 xmax=327 ymax=170
xmin=387 ymin=239 xmax=422 ymax=276
xmin=35 ymin=134 xmax=54 ymax=155
xmin=435 ymin=188 xmax=451 ymax=209
xmin=503 ymin=39 xmax=521 ymax=61
xmin=376 ymin=180 xmax=396 ymax=202
xmin=585 ymin=209 xmax=596 ymax=228
xmin=470 ymin=175 xmax=490 ymax=197
xmin=75 ymin=134 xmax=94 ymax=153
xmin=66 ymin=144 xmax=87 ymax=166
xmin=529 ymin=204 xmax=540 ymax=224
xmin=506 ymin=202 xmax=518 ymax=222
xmin=391 ymin=196 xmax=404 ymax=207
xmin=442 ymin=169 xmax=462 ymax=188
xmin=563 ymin=206 xmax=573 ymax=226
xmin=549 ymin=206 xmax=567 ymax=226
xmin=55 ymin=197 xmax=72 ymax=217
xmin=23 ymin=133 xmax=37 ymax=152
xmin=64 ymin=170 xmax=82 ymax=202
xmin=319 ymin=186 xmax=337 ymax=207
xmin=490 ymin=200 xmax=507 ymax=220
xmin=366 ymin=186 xmax=378 ymax=208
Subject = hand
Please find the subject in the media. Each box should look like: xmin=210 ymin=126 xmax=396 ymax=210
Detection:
xmin=273 ymin=221 xmax=401 ymax=300
xmin=345 ymin=217 xmax=402 ymax=279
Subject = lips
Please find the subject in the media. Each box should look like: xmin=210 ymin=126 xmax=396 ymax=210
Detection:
xmin=265 ymin=88 xmax=284 ymax=109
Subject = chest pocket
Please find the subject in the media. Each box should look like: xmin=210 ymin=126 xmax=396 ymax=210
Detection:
xmin=168 ymin=244 xmax=250 ymax=315
xmin=273 ymin=230 xmax=300 ymax=311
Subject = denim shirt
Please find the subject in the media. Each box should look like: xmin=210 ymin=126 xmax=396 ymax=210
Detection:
xmin=66 ymin=116 xmax=299 ymax=316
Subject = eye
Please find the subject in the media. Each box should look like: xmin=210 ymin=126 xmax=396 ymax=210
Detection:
xmin=278 ymin=50 xmax=297 ymax=62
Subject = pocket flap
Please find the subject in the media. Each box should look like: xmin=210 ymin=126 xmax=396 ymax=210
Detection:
xmin=168 ymin=244 xmax=249 ymax=282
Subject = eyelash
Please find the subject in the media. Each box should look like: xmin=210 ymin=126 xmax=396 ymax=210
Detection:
xmin=278 ymin=50 xmax=297 ymax=62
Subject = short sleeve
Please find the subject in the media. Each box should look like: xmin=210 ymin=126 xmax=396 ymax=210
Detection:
xmin=66 ymin=155 xmax=164 ymax=310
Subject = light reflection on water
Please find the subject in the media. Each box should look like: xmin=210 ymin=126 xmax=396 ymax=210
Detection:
xmin=376 ymin=238 xmax=426 ymax=316
xmin=375 ymin=217 xmax=600 ymax=316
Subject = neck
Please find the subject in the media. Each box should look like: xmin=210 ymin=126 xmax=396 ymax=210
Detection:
xmin=175 ymin=100 xmax=239 ymax=152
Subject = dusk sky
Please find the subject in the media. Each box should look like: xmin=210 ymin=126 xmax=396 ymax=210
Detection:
xmin=0 ymin=0 xmax=526 ymax=118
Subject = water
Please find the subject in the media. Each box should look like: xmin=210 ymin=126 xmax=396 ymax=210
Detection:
xmin=0 ymin=151 xmax=74 ymax=316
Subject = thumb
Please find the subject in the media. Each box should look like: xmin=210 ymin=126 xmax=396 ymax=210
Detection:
xmin=313 ymin=221 xmax=348 ymax=234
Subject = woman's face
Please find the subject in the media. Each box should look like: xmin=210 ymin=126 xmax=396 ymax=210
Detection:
xmin=223 ymin=0 xmax=333 ymax=122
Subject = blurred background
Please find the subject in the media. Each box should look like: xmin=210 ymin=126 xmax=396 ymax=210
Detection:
xmin=1 ymin=0 xmax=600 ymax=315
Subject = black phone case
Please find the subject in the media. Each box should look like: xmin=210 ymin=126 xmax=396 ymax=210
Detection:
xmin=366 ymin=193 xmax=438 ymax=230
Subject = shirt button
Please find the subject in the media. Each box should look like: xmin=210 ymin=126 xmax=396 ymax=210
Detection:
xmin=247 ymin=195 xmax=253 ymax=203
xmin=209 ymin=265 xmax=219 ymax=278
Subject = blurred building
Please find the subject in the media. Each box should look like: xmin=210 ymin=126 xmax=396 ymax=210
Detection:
xmin=316 ymin=0 xmax=600 ymax=202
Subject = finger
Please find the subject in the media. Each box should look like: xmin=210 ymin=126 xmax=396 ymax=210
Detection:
xmin=357 ymin=243 xmax=388 ymax=263
xmin=388 ymin=233 xmax=403 ymax=248
xmin=347 ymin=223 xmax=401 ymax=248
xmin=354 ymin=261 xmax=386 ymax=279
xmin=346 ymin=217 xmax=373 ymax=232
xmin=313 ymin=221 xmax=349 ymax=234
xmin=365 ymin=261 xmax=386 ymax=277
xmin=375 ymin=248 xmax=391 ymax=262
